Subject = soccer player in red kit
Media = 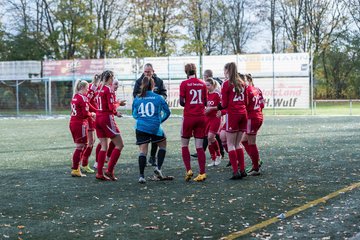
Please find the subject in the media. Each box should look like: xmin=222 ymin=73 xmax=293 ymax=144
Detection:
xmin=241 ymin=74 xmax=264 ymax=175
xmin=95 ymin=70 xmax=125 ymax=181
xmin=180 ymin=63 xmax=208 ymax=182
xmin=204 ymin=78 xmax=222 ymax=166
xmin=80 ymin=74 xmax=100 ymax=173
xmin=105 ymin=78 xmax=122 ymax=162
xmin=217 ymin=62 xmax=248 ymax=180
xmin=69 ymin=80 xmax=95 ymax=177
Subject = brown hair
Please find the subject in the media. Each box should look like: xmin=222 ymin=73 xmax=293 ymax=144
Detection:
xmin=224 ymin=62 xmax=245 ymax=95
xmin=73 ymin=80 xmax=89 ymax=95
xmin=245 ymin=73 xmax=254 ymax=86
xmin=92 ymin=73 xmax=101 ymax=85
xmin=101 ymin=70 xmax=114 ymax=85
xmin=185 ymin=63 xmax=197 ymax=78
xmin=139 ymin=76 xmax=154 ymax=98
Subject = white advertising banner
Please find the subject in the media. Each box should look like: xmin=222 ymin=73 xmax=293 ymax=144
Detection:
xmin=116 ymin=76 xmax=309 ymax=110
xmin=105 ymin=58 xmax=135 ymax=80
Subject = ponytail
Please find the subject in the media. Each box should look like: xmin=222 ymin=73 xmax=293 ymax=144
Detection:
xmin=138 ymin=76 xmax=154 ymax=98
xmin=92 ymin=73 xmax=101 ymax=85
xmin=224 ymin=62 xmax=245 ymax=95
xmin=245 ymin=73 xmax=254 ymax=86
xmin=73 ymin=80 xmax=89 ymax=96
xmin=101 ymin=70 xmax=114 ymax=85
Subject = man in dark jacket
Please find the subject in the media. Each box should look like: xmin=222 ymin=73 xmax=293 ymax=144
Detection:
xmin=133 ymin=63 xmax=167 ymax=166
xmin=133 ymin=63 xmax=167 ymax=99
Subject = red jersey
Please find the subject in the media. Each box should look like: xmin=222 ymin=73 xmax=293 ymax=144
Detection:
xmin=221 ymin=80 xmax=247 ymax=115
xmin=96 ymin=85 xmax=117 ymax=116
xmin=179 ymin=77 xmax=207 ymax=117
xmin=246 ymin=85 xmax=264 ymax=119
xmin=206 ymin=91 xmax=221 ymax=118
xmin=87 ymin=83 xmax=99 ymax=112
xmin=70 ymin=93 xmax=92 ymax=122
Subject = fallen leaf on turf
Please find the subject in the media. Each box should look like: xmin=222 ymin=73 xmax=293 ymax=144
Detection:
xmin=17 ymin=226 xmax=25 ymax=229
xmin=145 ymin=226 xmax=159 ymax=230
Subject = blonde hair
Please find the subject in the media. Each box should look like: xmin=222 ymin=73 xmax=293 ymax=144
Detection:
xmin=74 ymin=80 xmax=89 ymax=95
xmin=205 ymin=78 xmax=220 ymax=91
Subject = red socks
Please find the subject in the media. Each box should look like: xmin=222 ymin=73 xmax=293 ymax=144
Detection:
xmin=107 ymin=141 xmax=115 ymax=159
xmin=107 ymin=148 xmax=121 ymax=173
xmin=181 ymin=146 xmax=191 ymax=171
xmin=208 ymin=141 xmax=221 ymax=161
xmin=81 ymin=145 xmax=93 ymax=167
xmin=242 ymin=141 xmax=250 ymax=155
xmin=72 ymin=148 xmax=83 ymax=170
xmin=236 ymin=148 xmax=245 ymax=172
xmin=228 ymin=150 xmax=238 ymax=173
xmin=248 ymin=144 xmax=260 ymax=170
xmin=208 ymin=143 xmax=216 ymax=161
xmin=97 ymin=150 xmax=106 ymax=175
xmin=196 ymin=148 xmax=206 ymax=174
xmin=95 ymin=143 xmax=101 ymax=163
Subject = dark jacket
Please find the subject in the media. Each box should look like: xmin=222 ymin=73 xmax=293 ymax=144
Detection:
xmin=133 ymin=73 xmax=167 ymax=99
xmin=213 ymin=77 xmax=223 ymax=86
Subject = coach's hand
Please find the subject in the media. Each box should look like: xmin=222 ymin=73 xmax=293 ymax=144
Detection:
xmin=119 ymin=100 xmax=127 ymax=106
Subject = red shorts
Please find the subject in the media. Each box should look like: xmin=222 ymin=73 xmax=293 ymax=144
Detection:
xmin=95 ymin=114 xmax=120 ymax=139
xmin=205 ymin=117 xmax=221 ymax=135
xmin=69 ymin=121 xmax=88 ymax=144
xmin=181 ymin=116 xmax=206 ymax=139
xmin=246 ymin=117 xmax=263 ymax=135
xmin=225 ymin=113 xmax=247 ymax=133
xmin=88 ymin=117 xmax=95 ymax=131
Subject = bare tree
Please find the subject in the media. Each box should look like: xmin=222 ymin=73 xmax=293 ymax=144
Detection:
xmin=278 ymin=0 xmax=305 ymax=53
xmin=347 ymin=0 xmax=360 ymax=31
xmin=217 ymin=0 xmax=256 ymax=54
xmin=92 ymin=0 xmax=130 ymax=58
xmin=127 ymin=0 xmax=183 ymax=56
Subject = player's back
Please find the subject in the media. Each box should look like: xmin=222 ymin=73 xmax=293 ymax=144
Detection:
xmin=180 ymin=77 xmax=207 ymax=117
xmin=96 ymin=85 xmax=114 ymax=115
xmin=133 ymin=91 xmax=166 ymax=135
xmin=70 ymin=93 xmax=89 ymax=122
xmin=246 ymin=85 xmax=264 ymax=118
xmin=221 ymin=80 xmax=247 ymax=115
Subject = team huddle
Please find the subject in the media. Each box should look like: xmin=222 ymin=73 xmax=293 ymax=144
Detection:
xmin=69 ymin=62 xmax=264 ymax=183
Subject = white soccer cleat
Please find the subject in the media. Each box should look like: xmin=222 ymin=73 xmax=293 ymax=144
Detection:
xmin=207 ymin=161 xmax=215 ymax=167
xmin=154 ymin=167 xmax=164 ymax=179
xmin=138 ymin=176 xmax=146 ymax=184
xmin=214 ymin=157 xmax=222 ymax=166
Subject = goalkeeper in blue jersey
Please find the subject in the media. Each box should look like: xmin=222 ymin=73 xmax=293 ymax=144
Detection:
xmin=132 ymin=76 xmax=171 ymax=183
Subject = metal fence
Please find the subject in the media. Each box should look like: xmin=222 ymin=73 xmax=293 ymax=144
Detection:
xmin=0 ymin=53 xmax=319 ymax=116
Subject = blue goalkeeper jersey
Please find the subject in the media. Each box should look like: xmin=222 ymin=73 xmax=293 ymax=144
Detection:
xmin=132 ymin=91 xmax=171 ymax=136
